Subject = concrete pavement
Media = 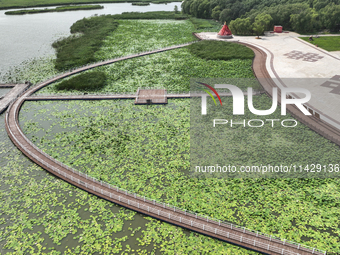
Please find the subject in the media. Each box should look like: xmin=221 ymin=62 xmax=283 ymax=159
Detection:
xmin=198 ymin=32 xmax=340 ymax=130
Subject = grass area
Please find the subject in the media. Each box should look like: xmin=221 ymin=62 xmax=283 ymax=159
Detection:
xmin=0 ymin=0 xmax=179 ymax=10
xmin=300 ymin=36 xmax=340 ymax=51
xmin=20 ymin=98 xmax=340 ymax=253
xmin=52 ymin=15 xmax=119 ymax=71
xmin=191 ymin=18 xmax=224 ymax=32
xmin=189 ymin=17 xmax=213 ymax=29
xmin=94 ymin=19 xmax=196 ymax=60
xmin=55 ymin=71 xmax=106 ymax=91
xmin=4 ymin=4 xmax=103 ymax=15
xmin=188 ymin=40 xmax=255 ymax=60
xmin=39 ymin=47 xmax=254 ymax=94
xmin=52 ymin=15 xmax=193 ymax=71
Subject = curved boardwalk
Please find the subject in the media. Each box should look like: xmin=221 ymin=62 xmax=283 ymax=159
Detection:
xmin=5 ymin=42 xmax=326 ymax=255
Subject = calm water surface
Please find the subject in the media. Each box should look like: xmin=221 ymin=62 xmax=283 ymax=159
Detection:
xmin=0 ymin=88 xmax=12 ymax=96
xmin=0 ymin=2 xmax=181 ymax=79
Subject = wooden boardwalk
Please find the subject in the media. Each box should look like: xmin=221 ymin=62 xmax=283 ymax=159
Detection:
xmin=0 ymin=82 xmax=30 ymax=114
xmin=26 ymin=94 xmax=136 ymax=101
xmin=4 ymin=43 xmax=327 ymax=255
xmin=27 ymin=91 xmax=265 ymax=101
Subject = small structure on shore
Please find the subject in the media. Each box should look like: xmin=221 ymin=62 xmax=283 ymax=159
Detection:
xmin=274 ymin=26 xmax=283 ymax=33
xmin=217 ymin=22 xmax=233 ymax=39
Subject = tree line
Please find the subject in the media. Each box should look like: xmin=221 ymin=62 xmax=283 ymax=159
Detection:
xmin=181 ymin=0 xmax=340 ymax=34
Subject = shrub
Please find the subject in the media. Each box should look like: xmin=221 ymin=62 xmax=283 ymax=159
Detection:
xmin=229 ymin=18 xmax=252 ymax=35
xmin=55 ymin=72 xmax=106 ymax=91
xmin=53 ymin=16 xmax=119 ymax=71
xmin=188 ymin=40 xmax=254 ymax=60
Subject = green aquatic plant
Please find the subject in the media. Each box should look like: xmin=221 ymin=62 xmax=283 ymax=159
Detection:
xmin=39 ymin=48 xmax=254 ymax=95
xmin=19 ymin=98 xmax=340 ymax=253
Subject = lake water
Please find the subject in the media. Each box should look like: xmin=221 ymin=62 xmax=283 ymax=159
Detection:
xmin=0 ymin=87 xmax=12 ymax=97
xmin=0 ymin=2 xmax=181 ymax=80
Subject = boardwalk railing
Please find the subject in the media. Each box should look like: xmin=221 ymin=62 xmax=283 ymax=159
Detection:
xmin=5 ymin=103 xmax=326 ymax=255
xmin=29 ymin=92 xmax=136 ymax=97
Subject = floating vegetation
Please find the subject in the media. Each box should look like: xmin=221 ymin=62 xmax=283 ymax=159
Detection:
xmin=0 ymin=115 xmax=142 ymax=254
xmin=94 ymin=19 xmax=196 ymax=60
xmin=39 ymin=48 xmax=254 ymax=95
xmin=19 ymin=98 xmax=340 ymax=253
xmin=1 ymin=57 xmax=56 ymax=84
xmin=0 ymin=103 xmax=254 ymax=254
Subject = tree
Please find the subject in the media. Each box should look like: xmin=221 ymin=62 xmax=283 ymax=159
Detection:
xmin=313 ymin=0 xmax=330 ymax=11
xmin=290 ymin=8 xmax=320 ymax=33
xmin=229 ymin=18 xmax=252 ymax=35
xmin=189 ymin=0 xmax=210 ymax=18
xmin=174 ymin=5 xmax=179 ymax=14
xmin=198 ymin=0 xmax=211 ymax=18
xmin=320 ymin=4 xmax=340 ymax=31
xmin=253 ymin=22 xmax=264 ymax=38
xmin=252 ymin=13 xmax=273 ymax=38
xmin=211 ymin=5 xmax=221 ymax=20
xmin=181 ymin=0 xmax=193 ymax=14
xmin=219 ymin=8 xmax=232 ymax=24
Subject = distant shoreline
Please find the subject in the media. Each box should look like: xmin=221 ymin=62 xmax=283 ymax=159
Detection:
xmin=5 ymin=5 xmax=104 ymax=15
xmin=0 ymin=0 xmax=180 ymax=11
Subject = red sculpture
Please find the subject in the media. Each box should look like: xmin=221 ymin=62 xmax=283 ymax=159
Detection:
xmin=218 ymin=22 xmax=233 ymax=36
